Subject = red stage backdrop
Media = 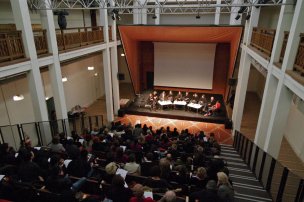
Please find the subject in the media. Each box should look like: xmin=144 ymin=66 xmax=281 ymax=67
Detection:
xmin=118 ymin=26 xmax=243 ymax=99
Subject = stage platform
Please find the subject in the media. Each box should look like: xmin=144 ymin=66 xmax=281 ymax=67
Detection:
xmin=122 ymin=90 xmax=228 ymax=124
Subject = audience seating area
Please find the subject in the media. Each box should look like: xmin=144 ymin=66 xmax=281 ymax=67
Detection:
xmin=0 ymin=121 xmax=239 ymax=202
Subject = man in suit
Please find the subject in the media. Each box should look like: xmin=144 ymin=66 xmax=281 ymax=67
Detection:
xmin=175 ymin=91 xmax=182 ymax=101
xmin=199 ymin=94 xmax=208 ymax=113
xmin=183 ymin=92 xmax=190 ymax=103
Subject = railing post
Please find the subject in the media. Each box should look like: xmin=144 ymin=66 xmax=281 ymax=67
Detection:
xmin=0 ymin=128 xmax=4 ymax=143
xmin=276 ymin=167 xmax=289 ymax=202
xmin=89 ymin=116 xmax=92 ymax=131
xmin=5 ymin=34 xmax=13 ymax=61
xmin=295 ymin=179 xmax=304 ymax=202
xmin=252 ymin=147 xmax=259 ymax=174
xmin=17 ymin=124 xmax=24 ymax=143
xmin=266 ymin=158 xmax=276 ymax=191
xmin=78 ymin=28 xmax=82 ymax=47
xmin=248 ymin=141 xmax=254 ymax=166
xmin=61 ymin=119 xmax=67 ymax=137
xmin=61 ymin=29 xmax=66 ymax=50
xmin=258 ymin=152 xmax=267 ymax=181
xmin=43 ymin=29 xmax=48 ymax=53
xmin=243 ymin=138 xmax=249 ymax=162
xmin=95 ymin=116 xmax=99 ymax=128
xmin=34 ymin=122 xmax=42 ymax=146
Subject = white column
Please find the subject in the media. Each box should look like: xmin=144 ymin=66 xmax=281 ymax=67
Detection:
xmin=40 ymin=7 xmax=68 ymax=120
xmin=103 ymin=49 xmax=115 ymax=122
xmin=280 ymin=0 xmax=304 ymax=72
xmin=264 ymin=84 xmax=292 ymax=158
xmin=155 ymin=7 xmax=160 ymax=25
xmin=99 ymin=5 xmax=114 ymax=122
xmin=254 ymin=74 xmax=278 ymax=148
xmin=261 ymin=0 xmax=304 ymax=158
xmin=254 ymin=0 xmax=293 ymax=147
xmin=110 ymin=45 xmax=120 ymax=115
xmin=232 ymin=53 xmax=251 ymax=131
xmin=242 ymin=7 xmax=260 ymax=46
xmin=214 ymin=0 xmax=221 ymax=25
xmin=133 ymin=1 xmax=141 ymax=24
xmin=229 ymin=0 xmax=243 ymax=25
xmin=10 ymin=0 xmax=48 ymax=122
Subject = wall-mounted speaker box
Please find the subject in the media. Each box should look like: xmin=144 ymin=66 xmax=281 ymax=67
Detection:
xmin=228 ymin=78 xmax=237 ymax=86
xmin=118 ymin=73 xmax=125 ymax=81
xmin=118 ymin=109 xmax=125 ymax=117
xmin=225 ymin=119 xmax=233 ymax=129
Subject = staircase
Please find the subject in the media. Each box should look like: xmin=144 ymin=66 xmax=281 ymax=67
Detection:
xmin=220 ymin=144 xmax=273 ymax=202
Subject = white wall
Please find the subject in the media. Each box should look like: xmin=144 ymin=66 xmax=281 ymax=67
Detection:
xmin=258 ymin=6 xmax=281 ymax=29
xmin=61 ymin=54 xmax=105 ymax=111
xmin=284 ymin=100 xmax=304 ymax=162
xmin=118 ymin=47 xmax=131 ymax=83
xmin=247 ymin=67 xmax=266 ymax=100
xmin=0 ymin=77 xmax=36 ymax=126
xmin=160 ymin=14 xmax=215 ymax=25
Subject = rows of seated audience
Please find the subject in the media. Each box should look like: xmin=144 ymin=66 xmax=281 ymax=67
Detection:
xmin=0 ymin=122 xmax=234 ymax=202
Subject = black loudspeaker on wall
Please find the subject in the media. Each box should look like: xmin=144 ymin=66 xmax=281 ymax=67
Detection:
xmin=228 ymin=78 xmax=238 ymax=86
xmin=118 ymin=73 xmax=125 ymax=81
xmin=118 ymin=109 xmax=125 ymax=117
xmin=225 ymin=119 xmax=233 ymax=129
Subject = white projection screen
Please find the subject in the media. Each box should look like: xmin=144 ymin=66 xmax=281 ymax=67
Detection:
xmin=154 ymin=42 xmax=216 ymax=89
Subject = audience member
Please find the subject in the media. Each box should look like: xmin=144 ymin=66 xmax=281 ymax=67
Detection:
xmin=130 ymin=184 xmax=155 ymax=202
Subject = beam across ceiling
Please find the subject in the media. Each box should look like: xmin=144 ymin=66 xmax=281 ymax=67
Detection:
xmin=27 ymin=0 xmax=292 ymax=14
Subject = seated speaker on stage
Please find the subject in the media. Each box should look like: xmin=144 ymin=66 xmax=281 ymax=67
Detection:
xmin=159 ymin=91 xmax=166 ymax=101
xmin=167 ymin=91 xmax=174 ymax=102
xmin=191 ymin=93 xmax=199 ymax=103
xmin=199 ymin=94 xmax=208 ymax=112
xmin=183 ymin=92 xmax=190 ymax=103
xmin=208 ymin=96 xmax=216 ymax=107
xmin=205 ymin=100 xmax=221 ymax=116
xmin=175 ymin=91 xmax=183 ymax=101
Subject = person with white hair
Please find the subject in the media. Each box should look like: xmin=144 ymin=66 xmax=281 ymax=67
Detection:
xmin=217 ymin=172 xmax=234 ymax=202
xmin=158 ymin=190 xmax=176 ymax=202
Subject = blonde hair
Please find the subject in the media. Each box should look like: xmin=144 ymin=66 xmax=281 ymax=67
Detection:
xmin=217 ymin=172 xmax=232 ymax=188
xmin=105 ymin=162 xmax=118 ymax=175
xmin=197 ymin=167 xmax=207 ymax=179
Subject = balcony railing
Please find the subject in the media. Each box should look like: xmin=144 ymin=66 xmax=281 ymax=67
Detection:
xmin=56 ymin=26 xmax=104 ymax=51
xmin=279 ymin=31 xmax=289 ymax=63
xmin=0 ymin=31 xmax=25 ymax=63
xmin=250 ymin=27 xmax=276 ymax=58
xmin=108 ymin=26 xmax=113 ymax=41
xmin=293 ymin=34 xmax=304 ymax=76
xmin=33 ymin=29 xmax=48 ymax=55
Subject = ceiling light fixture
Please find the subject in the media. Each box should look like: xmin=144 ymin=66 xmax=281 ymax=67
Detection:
xmin=13 ymin=94 xmax=24 ymax=101
xmin=94 ymin=73 xmax=98 ymax=76
xmin=62 ymin=77 xmax=68 ymax=82
xmin=88 ymin=66 xmax=94 ymax=71
xmin=121 ymin=53 xmax=125 ymax=57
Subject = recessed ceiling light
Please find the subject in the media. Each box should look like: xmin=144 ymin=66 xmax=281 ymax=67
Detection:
xmin=94 ymin=73 xmax=98 ymax=76
xmin=13 ymin=94 xmax=24 ymax=101
xmin=121 ymin=53 xmax=125 ymax=57
xmin=62 ymin=77 xmax=68 ymax=82
xmin=45 ymin=97 xmax=49 ymax=100
xmin=88 ymin=66 xmax=94 ymax=71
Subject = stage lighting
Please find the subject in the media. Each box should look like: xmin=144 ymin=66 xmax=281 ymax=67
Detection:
xmin=246 ymin=14 xmax=251 ymax=20
xmin=152 ymin=14 xmax=157 ymax=19
xmin=111 ymin=14 xmax=115 ymax=20
xmin=256 ymin=0 xmax=268 ymax=8
xmin=117 ymin=15 xmax=121 ymax=21
xmin=196 ymin=15 xmax=200 ymax=19
xmin=238 ymin=6 xmax=246 ymax=13
xmin=235 ymin=14 xmax=241 ymax=20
